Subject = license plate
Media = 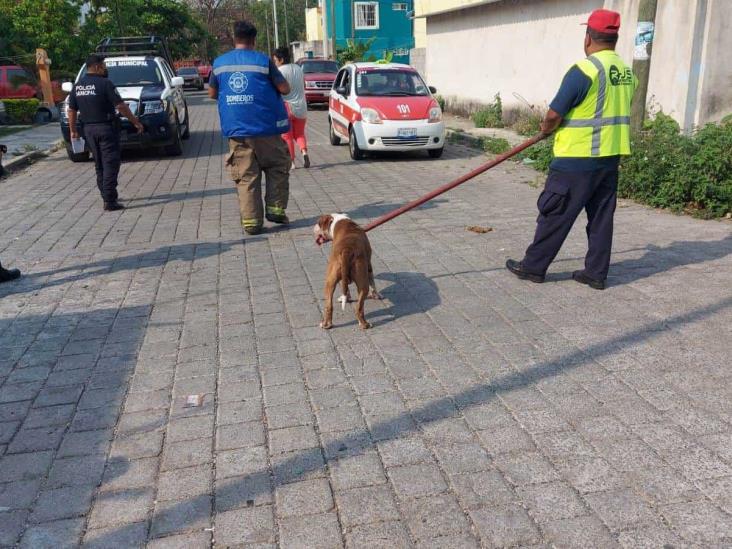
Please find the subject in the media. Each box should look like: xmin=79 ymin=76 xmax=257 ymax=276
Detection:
xmin=398 ymin=128 xmax=417 ymax=138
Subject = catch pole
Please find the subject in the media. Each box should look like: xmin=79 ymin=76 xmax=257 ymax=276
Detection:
xmin=363 ymin=133 xmax=547 ymax=233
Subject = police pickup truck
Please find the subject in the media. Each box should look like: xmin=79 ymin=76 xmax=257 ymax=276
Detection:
xmin=60 ymin=36 xmax=190 ymax=161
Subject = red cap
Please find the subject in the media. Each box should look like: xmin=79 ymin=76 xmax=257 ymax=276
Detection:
xmin=583 ymin=9 xmax=621 ymax=34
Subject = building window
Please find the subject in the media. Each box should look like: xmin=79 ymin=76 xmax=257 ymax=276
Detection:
xmin=392 ymin=2 xmax=408 ymax=10
xmin=355 ymin=2 xmax=379 ymax=30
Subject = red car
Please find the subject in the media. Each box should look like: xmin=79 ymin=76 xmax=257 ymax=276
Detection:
xmin=296 ymin=58 xmax=339 ymax=105
xmin=174 ymin=60 xmax=212 ymax=83
xmin=0 ymin=65 xmax=65 ymax=102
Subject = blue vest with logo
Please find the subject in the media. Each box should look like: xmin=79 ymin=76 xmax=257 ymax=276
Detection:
xmin=212 ymin=49 xmax=289 ymax=138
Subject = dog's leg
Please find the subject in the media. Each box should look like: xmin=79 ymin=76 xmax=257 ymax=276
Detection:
xmin=320 ymin=263 xmax=338 ymax=330
xmin=355 ymin=286 xmax=370 ymax=330
xmin=368 ymin=263 xmax=382 ymax=300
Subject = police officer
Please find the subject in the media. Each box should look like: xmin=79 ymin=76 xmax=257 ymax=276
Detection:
xmin=68 ymin=54 xmax=144 ymax=211
xmin=209 ymin=20 xmax=291 ymax=235
xmin=506 ymin=9 xmax=636 ymax=290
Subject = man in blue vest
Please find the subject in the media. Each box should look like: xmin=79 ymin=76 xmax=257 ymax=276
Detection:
xmin=209 ymin=20 xmax=292 ymax=235
xmin=506 ymin=9 xmax=636 ymax=290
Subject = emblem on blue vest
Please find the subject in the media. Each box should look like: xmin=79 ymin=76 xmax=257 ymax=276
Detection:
xmin=229 ymin=72 xmax=249 ymax=93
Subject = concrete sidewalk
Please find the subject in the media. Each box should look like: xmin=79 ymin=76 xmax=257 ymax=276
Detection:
xmin=0 ymin=123 xmax=63 ymax=158
xmin=0 ymin=94 xmax=730 ymax=548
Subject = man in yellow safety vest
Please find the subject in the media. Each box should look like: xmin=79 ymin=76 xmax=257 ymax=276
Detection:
xmin=507 ymin=9 xmax=637 ymax=290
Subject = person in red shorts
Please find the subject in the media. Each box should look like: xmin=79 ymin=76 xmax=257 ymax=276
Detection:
xmin=273 ymin=47 xmax=310 ymax=169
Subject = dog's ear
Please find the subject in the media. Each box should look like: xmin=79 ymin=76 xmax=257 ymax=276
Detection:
xmin=317 ymin=214 xmax=333 ymax=233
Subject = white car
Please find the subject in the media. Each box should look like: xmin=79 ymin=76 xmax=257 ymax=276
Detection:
xmin=328 ymin=62 xmax=445 ymax=160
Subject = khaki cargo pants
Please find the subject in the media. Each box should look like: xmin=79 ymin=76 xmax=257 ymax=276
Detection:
xmin=226 ymin=135 xmax=291 ymax=230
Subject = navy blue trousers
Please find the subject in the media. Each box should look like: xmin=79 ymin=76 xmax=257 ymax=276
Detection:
xmin=522 ymin=166 xmax=618 ymax=281
xmin=84 ymin=123 xmax=121 ymax=204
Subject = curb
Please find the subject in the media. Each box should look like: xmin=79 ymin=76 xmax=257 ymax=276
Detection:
xmin=1 ymin=139 xmax=64 ymax=176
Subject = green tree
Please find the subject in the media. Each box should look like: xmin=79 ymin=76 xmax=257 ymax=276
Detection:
xmin=83 ymin=0 xmax=215 ymax=61
xmin=1 ymin=0 xmax=85 ymax=74
xmin=336 ymin=38 xmax=376 ymax=65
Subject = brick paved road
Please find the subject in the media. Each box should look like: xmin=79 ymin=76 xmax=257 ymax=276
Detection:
xmin=1 ymin=92 xmax=731 ymax=548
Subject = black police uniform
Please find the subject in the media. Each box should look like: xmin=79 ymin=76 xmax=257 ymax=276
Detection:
xmin=68 ymin=74 xmax=123 ymax=205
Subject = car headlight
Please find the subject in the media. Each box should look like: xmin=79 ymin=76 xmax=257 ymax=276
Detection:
xmin=360 ymin=107 xmax=383 ymax=124
xmin=428 ymin=106 xmax=442 ymax=123
xmin=305 ymin=81 xmax=317 ymax=89
xmin=142 ymin=100 xmax=166 ymax=115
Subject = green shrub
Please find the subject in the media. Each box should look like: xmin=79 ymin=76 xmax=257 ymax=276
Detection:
xmin=516 ymin=135 xmax=554 ymax=173
xmin=619 ymin=112 xmax=732 ymax=217
xmin=2 ymin=99 xmax=40 ymax=124
xmin=481 ymin=136 xmax=511 ymax=155
xmin=472 ymin=94 xmax=503 ymax=128
xmin=435 ymin=94 xmax=446 ymax=112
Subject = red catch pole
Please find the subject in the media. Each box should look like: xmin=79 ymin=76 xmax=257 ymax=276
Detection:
xmin=363 ymin=133 xmax=547 ymax=233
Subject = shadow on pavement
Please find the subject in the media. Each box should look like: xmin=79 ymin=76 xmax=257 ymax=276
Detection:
xmin=285 ymin=198 xmax=449 ymax=231
xmin=552 ymin=234 xmax=732 ymax=287
xmin=0 ymin=241 xmax=239 ymax=298
xmin=0 ymin=304 xmax=148 ymax=547
xmin=82 ymin=293 xmax=732 ymax=547
xmin=123 ymin=188 xmax=235 ymax=209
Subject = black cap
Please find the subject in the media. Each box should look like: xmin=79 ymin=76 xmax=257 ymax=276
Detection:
xmin=86 ymin=53 xmax=106 ymax=67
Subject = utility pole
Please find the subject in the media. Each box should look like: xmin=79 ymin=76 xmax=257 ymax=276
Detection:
xmin=273 ymin=0 xmax=280 ymax=49
xmin=630 ymin=0 xmax=658 ymax=132
xmin=330 ymin=0 xmax=336 ymax=58
xmin=283 ymin=0 xmax=290 ymax=48
xmin=265 ymin=10 xmax=272 ymax=53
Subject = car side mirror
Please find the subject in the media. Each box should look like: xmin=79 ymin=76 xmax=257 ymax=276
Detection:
xmin=62 ymin=82 xmax=73 ymax=93
xmin=335 ymin=85 xmax=348 ymax=96
xmin=171 ymin=76 xmax=184 ymax=87
xmin=429 ymin=86 xmax=437 ymax=94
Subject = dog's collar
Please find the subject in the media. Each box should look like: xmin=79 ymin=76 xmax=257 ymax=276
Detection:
xmin=329 ymin=214 xmax=349 ymax=239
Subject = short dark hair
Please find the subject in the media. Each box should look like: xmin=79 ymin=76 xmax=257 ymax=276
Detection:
xmin=587 ymin=28 xmax=618 ymax=45
xmin=86 ymin=53 xmax=105 ymax=67
xmin=274 ymin=47 xmax=290 ymax=63
xmin=234 ymin=20 xmax=257 ymax=43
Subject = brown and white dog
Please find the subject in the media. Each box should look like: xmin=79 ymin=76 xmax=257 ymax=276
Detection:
xmin=314 ymin=213 xmax=381 ymax=330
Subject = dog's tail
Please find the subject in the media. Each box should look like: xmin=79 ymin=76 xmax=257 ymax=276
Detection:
xmin=338 ymin=249 xmax=352 ymax=306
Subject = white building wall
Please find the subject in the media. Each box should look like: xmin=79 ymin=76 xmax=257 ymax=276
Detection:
xmin=425 ymin=0 xmax=603 ymax=111
xmin=425 ymin=0 xmax=732 ymax=128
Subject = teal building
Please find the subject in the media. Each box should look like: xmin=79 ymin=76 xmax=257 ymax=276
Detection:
xmin=322 ymin=1 xmax=415 ymax=64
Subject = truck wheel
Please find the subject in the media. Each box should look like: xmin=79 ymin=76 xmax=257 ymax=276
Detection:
xmin=428 ymin=147 xmax=444 ymax=159
xmin=65 ymin=144 xmax=90 ymax=162
xmin=166 ymin=121 xmax=183 ymax=156
xmin=181 ymin=106 xmax=190 ymax=140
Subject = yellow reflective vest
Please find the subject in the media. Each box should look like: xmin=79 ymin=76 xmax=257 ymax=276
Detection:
xmin=553 ymin=49 xmax=637 ymax=158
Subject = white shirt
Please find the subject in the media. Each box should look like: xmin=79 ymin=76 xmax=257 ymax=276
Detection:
xmin=278 ymin=63 xmax=307 ymax=120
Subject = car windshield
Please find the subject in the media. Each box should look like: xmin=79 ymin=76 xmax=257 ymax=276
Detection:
xmin=355 ymin=69 xmax=429 ymax=97
xmin=82 ymin=59 xmax=163 ymax=87
xmin=178 ymin=68 xmax=198 ymax=75
xmin=301 ymin=61 xmax=338 ymax=74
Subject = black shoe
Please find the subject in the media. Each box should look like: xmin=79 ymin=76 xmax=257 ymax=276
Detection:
xmin=572 ymin=270 xmax=606 ymax=290
xmin=103 ymin=202 xmax=125 ymax=211
xmin=0 ymin=267 xmax=21 ymax=283
xmin=265 ymin=213 xmax=289 ymax=224
xmin=303 ymin=153 xmax=311 ymax=168
xmin=244 ymin=226 xmax=263 ymax=236
xmin=505 ymin=259 xmax=545 ymax=283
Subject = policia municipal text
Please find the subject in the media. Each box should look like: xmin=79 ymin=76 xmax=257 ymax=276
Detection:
xmin=68 ymin=54 xmax=144 ymax=211
xmin=507 ymin=9 xmax=637 ymax=290
xmin=209 ymin=21 xmax=292 ymax=235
